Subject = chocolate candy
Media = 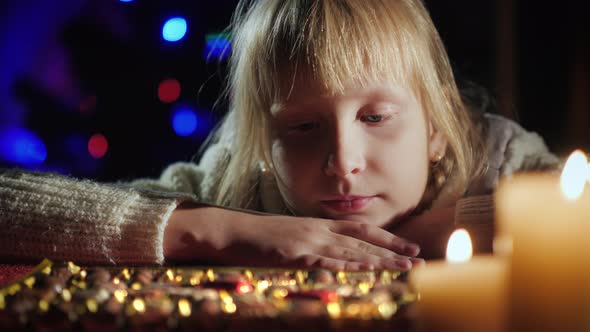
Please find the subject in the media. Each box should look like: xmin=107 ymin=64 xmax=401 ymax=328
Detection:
xmin=0 ymin=261 xmax=416 ymax=331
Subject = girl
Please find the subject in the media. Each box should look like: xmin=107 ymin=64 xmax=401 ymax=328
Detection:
xmin=0 ymin=0 xmax=559 ymax=270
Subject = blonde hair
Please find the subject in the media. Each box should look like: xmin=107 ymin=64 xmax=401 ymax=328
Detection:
xmin=213 ymin=0 xmax=486 ymax=208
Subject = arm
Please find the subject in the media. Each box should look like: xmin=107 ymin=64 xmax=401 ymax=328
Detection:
xmin=0 ymin=168 xmax=182 ymax=265
xmin=387 ymin=206 xmax=456 ymax=260
xmin=388 ymin=195 xmax=494 ymax=260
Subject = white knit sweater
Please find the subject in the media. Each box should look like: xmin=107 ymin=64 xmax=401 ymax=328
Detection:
xmin=0 ymin=114 xmax=560 ymax=265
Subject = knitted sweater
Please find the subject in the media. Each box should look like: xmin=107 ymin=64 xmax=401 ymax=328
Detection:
xmin=0 ymin=114 xmax=560 ymax=265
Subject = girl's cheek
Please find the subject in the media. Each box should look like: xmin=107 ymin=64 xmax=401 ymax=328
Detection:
xmin=272 ymin=138 xmax=324 ymax=176
xmin=367 ymin=121 xmax=403 ymax=143
xmin=271 ymin=140 xmax=308 ymax=171
xmin=276 ymin=132 xmax=326 ymax=156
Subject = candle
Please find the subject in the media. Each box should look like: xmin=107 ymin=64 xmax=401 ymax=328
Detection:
xmin=410 ymin=229 xmax=507 ymax=332
xmin=496 ymin=150 xmax=590 ymax=331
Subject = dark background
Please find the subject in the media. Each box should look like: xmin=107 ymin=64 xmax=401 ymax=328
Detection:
xmin=0 ymin=0 xmax=588 ymax=181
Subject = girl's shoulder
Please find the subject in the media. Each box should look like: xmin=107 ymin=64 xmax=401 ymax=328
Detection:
xmin=482 ymin=113 xmax=561 ymax=174
xmin=466 ymin=113 xmax=561 ymax=196
xmin=130 ymin=143 xmax=233 ymax=203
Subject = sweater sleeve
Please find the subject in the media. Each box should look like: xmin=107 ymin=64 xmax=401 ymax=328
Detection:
xmin=454 ymin=195 xmax=495 ymax=253
xmin=453 ymin=114 xmax=562 ymax=254
xmin=0 ymin=141 xmax=231 ymax=265
xmin=0 ymin=169 xmax=189 ymax=265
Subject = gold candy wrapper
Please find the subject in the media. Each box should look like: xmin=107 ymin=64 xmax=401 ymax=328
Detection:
xmin=0 ymin=260 xmax=417 ymax=331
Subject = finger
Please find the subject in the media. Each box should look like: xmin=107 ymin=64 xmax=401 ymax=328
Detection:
xmin=331 ymin=232 xmax=416 ymax=268
xmin=410 ymin=257 xmax=426 ymax=268
xmin=321 ymin=246 xmax=411 ymax=271
xmin=293 ymin=254 xmax=369 ymax=271
xmin=329 ymin=221 xmax=420 ymax=256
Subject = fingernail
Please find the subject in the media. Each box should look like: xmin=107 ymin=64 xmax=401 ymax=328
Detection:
xmin=395 ymin=259 xmax=412 ymax=270
xmin=404 ymin=243 xmax=420 ymax=256
xmin=410 ymin=258 xmax=426 ymax=267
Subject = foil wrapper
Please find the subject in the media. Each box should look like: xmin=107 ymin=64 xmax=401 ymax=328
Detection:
xmin=0 ymin=260 xmax=417 ymax=330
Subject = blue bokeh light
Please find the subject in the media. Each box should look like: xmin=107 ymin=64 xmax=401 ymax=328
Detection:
xmin=119 ymin=0 xmax=134 ymax=2
xmin=203 ymin=33 xmax=231 ymax=61
xmin=0 ymin=127 xmax=47 ymax=165
xmin=162 ymin=17 xmax=187 ymax=42
xmin=172 ymin=108 xmax=198 ymax=136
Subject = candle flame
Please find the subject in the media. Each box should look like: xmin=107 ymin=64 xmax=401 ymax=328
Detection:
xmin=560 ymin=150 xmax=588 ymax=201
xmin=446 ymin=229 xmax=472 ymax=263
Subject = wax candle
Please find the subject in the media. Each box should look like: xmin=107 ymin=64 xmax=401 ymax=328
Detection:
xmin=496 ymin=150 xmax=590 ymax=331
xmin=410 ymin=229 xmax=507 ymax=332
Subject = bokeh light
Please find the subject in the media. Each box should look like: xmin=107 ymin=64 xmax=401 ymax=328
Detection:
xmin=119 ymin=0 xmax=134 ymax=2
xmin=158 ymin=79 xmax=181 ymax=103
xmin=88 ymin=134 xmax=108 ymax=159
xmin=172 ymin=108 xmax=198 ymax=136
xmin=0 ymin=127 xmax=47 ymax=165
xmin=162 ymin=17 xmax=187 ymax=42
xmin=204 ymin=32 xmax=231 ymax=61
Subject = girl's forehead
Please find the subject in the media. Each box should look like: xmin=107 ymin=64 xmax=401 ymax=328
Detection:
xmin=270 ymin=80 xmax=416 ymax=116
xmin=276 ymin=65 xmax=410 ymax=96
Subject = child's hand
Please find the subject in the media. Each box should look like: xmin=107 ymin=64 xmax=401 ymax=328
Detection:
xmin=225 ymin=214 xmax=423 ymax=271
xmin=164 ymin=205 xmax=422 ymax=271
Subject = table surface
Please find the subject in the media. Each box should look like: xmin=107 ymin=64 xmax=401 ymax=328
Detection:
xmin=0 ymin=264 xmax=35 ymax=286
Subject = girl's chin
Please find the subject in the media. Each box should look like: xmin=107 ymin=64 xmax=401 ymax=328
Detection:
xmin=321 ymin=208 xmax=416 ymax=229
xmin=316 ymin=211 xmax=389 ymax=227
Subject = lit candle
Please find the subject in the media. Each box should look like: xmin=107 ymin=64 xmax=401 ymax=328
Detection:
xmin=410 ymin=229 xmax=507 ymax=332
xmin=496 ymin=150 xmax=590 ymax=331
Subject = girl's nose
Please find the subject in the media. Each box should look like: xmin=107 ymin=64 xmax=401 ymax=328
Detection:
xmin=323 ymin=132 xmax=366 ymax=177
xmin=324 ymin=154 xmax=363 ymax=177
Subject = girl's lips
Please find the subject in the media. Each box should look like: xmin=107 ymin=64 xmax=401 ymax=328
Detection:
xmin=320 ymin=196 xmax=375 ymax=213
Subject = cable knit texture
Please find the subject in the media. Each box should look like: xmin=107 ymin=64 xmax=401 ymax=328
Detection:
xmin=449 ymin=114 xmax=561 ymax=253
xmin=453 ymin=195 xmax=496 ymax=253
xmin=0 ymin=170 xmax=183 ymax=265
xmin=453 ymin=114 xmax=561 ymax=228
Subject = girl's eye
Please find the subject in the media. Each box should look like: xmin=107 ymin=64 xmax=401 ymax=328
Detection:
xmin=361 ymin=114 xmax=385 ymax=123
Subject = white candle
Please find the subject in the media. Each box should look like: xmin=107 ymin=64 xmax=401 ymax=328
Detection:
xmin=410 ymin=229 xmax=507 ymax=332
xmin=496 ymin=150 xmax=590 ymax=331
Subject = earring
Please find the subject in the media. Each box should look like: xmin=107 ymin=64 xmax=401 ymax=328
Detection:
xmin=259 ymin=160 xmax=272 ymax=174
xmin=430 ymin=152 xmax=446 ymax=189
xmin=431 ymin=153 xmax=443 ymax=167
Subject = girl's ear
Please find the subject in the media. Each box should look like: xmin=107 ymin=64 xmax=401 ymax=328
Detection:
xmin=428 ymin=121 xmax=448 ymax=161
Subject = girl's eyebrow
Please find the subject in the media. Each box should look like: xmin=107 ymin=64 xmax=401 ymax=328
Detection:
xmin=367 ymin=86 xmax=409 ymax=100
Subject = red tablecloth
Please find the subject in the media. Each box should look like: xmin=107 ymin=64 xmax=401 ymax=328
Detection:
xmin=0 ymin=264 xmax=35 ymax=286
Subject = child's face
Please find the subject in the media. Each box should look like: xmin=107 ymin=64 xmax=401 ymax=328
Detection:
xmin=270 ymin=80 xmax=441 ymax=227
